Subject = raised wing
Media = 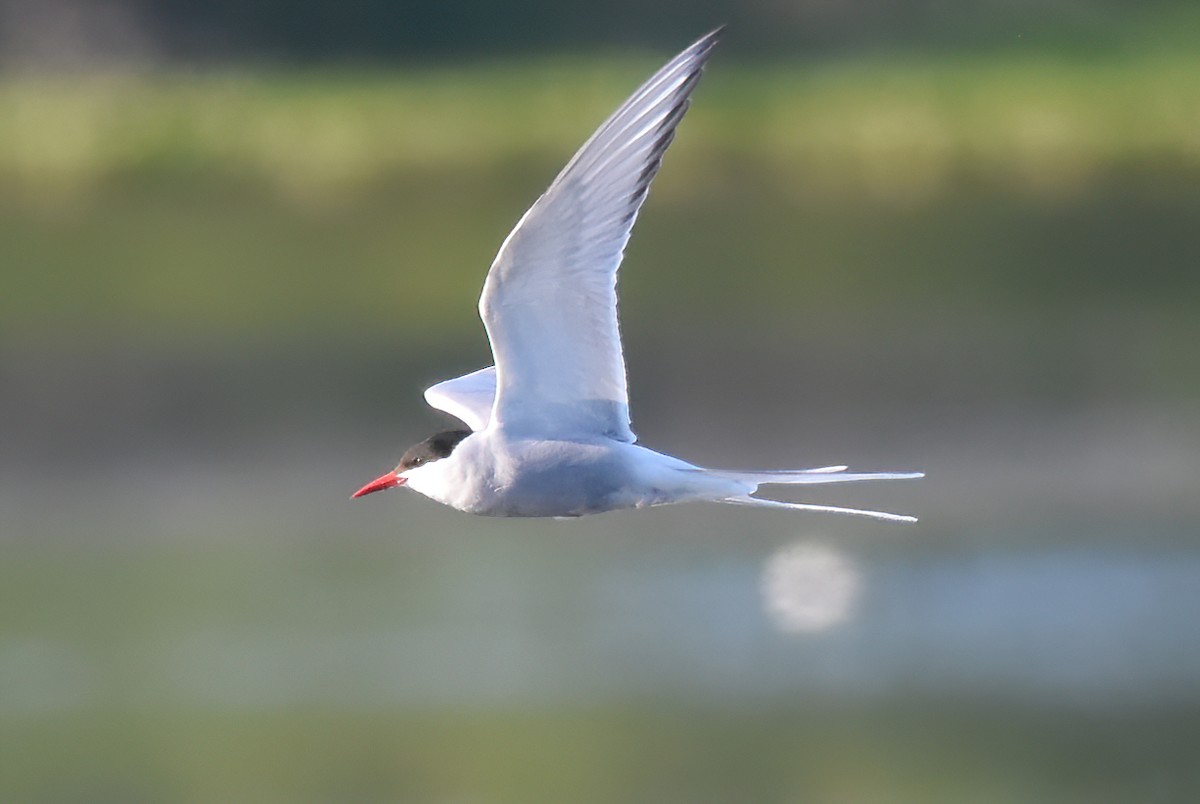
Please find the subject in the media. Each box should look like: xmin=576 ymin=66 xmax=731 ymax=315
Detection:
xmin=423 ymin=366 xmax=496 ymax=431
xmin=479 ymin=29 xmax=720 ymax=442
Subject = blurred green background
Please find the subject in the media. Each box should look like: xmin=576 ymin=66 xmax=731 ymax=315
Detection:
xmin=3 ymin=2 xmax=1200 ymax=802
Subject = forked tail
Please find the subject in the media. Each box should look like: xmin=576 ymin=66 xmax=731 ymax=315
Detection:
xmin=709 ymin=466 xmax=924 ymax=523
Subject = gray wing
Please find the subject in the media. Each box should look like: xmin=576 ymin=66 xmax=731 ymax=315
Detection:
xmin=478 ymin=29 xmax=721 ymax=442
xmin=424 ymin=366 xmax=496 ymax=431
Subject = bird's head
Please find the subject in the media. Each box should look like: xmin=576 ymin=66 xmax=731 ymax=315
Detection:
xmin=351 ymin=429 xmax=473 ymax=498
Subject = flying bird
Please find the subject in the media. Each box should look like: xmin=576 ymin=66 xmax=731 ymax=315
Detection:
xmin=353 ymin=29 xmax=922 ymax=521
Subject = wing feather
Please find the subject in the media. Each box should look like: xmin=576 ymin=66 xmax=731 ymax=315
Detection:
xmin=423 ymin=366 xmax=496 ymax=431
xmin=478 ymin=29 xmax=721 ymax=442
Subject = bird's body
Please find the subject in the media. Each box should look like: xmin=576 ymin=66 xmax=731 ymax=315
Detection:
xmin=353 ymin=29 xmax=923 ymax=523
xmin=405 ymin=432 xmax=741 ymax=518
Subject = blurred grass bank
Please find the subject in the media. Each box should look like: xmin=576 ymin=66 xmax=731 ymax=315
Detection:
xmin=3 ymin=50 xmax=1199 ymax=340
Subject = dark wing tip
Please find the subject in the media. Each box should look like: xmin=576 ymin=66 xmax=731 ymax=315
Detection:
xmin=694 ymin=26 xmax=726 ymax=53
xmin=683 ymin=28 xmax=724 ymax=85
xmin=680 ymin=32 xmax=720 ymax=71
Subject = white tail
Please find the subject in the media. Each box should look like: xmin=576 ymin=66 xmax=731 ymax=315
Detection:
xmin=719 ymin=468 xmax=924 ymax=486
xmin=722 ymin=494 xmax=918 ymax=523
xmin=709 ymin=466 xmax=924 ymax=523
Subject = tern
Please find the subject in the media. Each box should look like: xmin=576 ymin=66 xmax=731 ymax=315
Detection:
xmin=353 ymin=29 xmax=922 ymax=522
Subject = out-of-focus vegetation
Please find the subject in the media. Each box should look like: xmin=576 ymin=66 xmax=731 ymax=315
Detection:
xmin=6 ymin=0 xmax=1198 ymax=62
xmin=4 ymin=47 xmax=1199 ymax=342
xmin=3 ymin=53 xmax=1198 ymax=196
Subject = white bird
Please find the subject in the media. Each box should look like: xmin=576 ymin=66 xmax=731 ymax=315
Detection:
xmin=353 ymin=29 xmax=922 ymax=522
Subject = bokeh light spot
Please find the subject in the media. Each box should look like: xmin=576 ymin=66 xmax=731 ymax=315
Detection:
xmin=762 ymin=541 xmax=860 ymax=633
